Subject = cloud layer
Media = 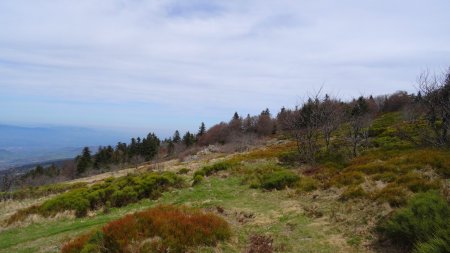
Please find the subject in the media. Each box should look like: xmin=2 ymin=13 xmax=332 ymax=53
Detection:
xmin=1 ymin=0 xmax=449 ymax=136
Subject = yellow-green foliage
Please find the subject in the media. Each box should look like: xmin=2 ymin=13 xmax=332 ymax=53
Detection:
xmin=193 ymin=160 xmax=238 ymax=178
xmin=0 ymin=182 xmax=87 ymax=201
xmin=339 ymin=186 xmax=366 ymax=201
xmin=6 ymin=172 xmax=183 ymax=224
xmin=296 ymin=176 xmax=318 ymax=192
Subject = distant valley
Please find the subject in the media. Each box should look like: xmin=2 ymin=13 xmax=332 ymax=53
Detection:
xmin=0 ymin=124 xmax=130 ymax=170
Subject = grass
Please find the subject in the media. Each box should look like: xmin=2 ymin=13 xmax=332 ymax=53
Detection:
xmin=0 ymin=176 xmax=348 ymax=253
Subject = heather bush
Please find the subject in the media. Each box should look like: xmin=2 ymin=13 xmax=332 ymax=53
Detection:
xmin=372 ymin=185 xmax=409 ymax=207
xmin=339 ymin=185 xmax=366 ymax=201
xmin=329 ymin=171 xmax=364 ymax=187
xmin=378 ymin=191 xmax=450 ymax=251
xmin=61 ymin=205 xmax=231 ymax=253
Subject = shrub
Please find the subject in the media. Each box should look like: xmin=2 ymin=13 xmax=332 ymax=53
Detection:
xmin=7 ymin=172 xmax=183 ymax=224
xmin=192 ymin=175 xmax=204 ymax=186
xmin=378 ymin=191 xmax=450 ymax=250
xmin=193 ymin=161 xmax=237 ymax=178
xmin=260 ymin=170 xmax=299 ymax=190
xmin=62 ymin=205 xmax=231 ymax=253
xmin=177 ymin=168 xmax=190 ymax=174
xmin=296 ymin=176 xmax=318 ymax=192
xmin=246 ymin=234 xmax=273 ymax=253
xmin=372 ymin=185 xmax=409 ymax=207
xmin=277 ymin=151 xmax=298 ymax=166
xmin=395 ymin=173 xmax=441 ymax=193
xmin=329 ymin=171 xmax=364 ymax=187
xmin=339 ymin=186 xmax=366 ymax=201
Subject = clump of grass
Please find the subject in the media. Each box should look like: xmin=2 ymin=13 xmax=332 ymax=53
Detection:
xmin=395 ymin=173 xmax=441 ymax=193
xmin=339 ymin=186 xmax=366 ymax=201
xmin=378 ymin=191 xmax=450 ymax=252
xmin=62 ymin=205 xmax=231 ymax=253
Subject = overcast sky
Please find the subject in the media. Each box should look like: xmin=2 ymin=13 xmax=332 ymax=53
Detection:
xmin=0 ymin=0 xmax=449 ymax=137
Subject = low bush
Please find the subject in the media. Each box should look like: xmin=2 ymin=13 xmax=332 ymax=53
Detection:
xmin=378 ymin=191 xmax=450 ymax=251
xmin=61 ymin=205 xmax=231 ymax=253
xmin=372 ymin=185 xmax=409 ymax=207
xmin=339 ymin=186 xmax=366 ymax=201
xmin=296 ymin=176 xmax=318 ymax=192
xmin=0 ymin=182 xmax=87 ymax=201
xmin=246 ymin=234 xmax=273 ymax=253
xmin=7 ymin=172 xmax=183 ymax=224
xmin=260 ymin=170 xmax=299 ymax=190
xmin=395 ymin=173 xmax=441 ymax=193
xmin=193 ymin=161 xmax=238 ymax=180
xmin=177 ymin=168 xmax=190 ymax=174
xmin=277 ymin=151 xmax=298 ymax=166
xmin=329 ymin=171 xmax=364 ymax=187
xmin=192 ymin=174 xmax=204 ymax=186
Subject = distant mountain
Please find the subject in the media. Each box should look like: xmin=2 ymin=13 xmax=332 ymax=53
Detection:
xmin=0 ymin=124 xmax=131 ymax=170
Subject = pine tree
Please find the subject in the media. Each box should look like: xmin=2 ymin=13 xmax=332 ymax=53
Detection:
xmin=173 ymin=130 xmax=181 ymax=143
xmin=197 ymin=122 xmax=206 ymax=137
xmin=182 ymin=131 xmax=195 ymax=147
xmin=76 ymin=147 xmax=92 ymax=174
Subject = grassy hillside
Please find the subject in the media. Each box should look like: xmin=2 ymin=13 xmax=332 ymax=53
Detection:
xmin=0 ymin=111 xmax=449 ymax=252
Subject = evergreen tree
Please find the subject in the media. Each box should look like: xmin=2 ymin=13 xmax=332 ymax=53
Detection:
xmin=197 ymin=122 xmax=206 ymax=137
xmin=173 ymin=130 xmax=181 ymax=143
xmin=76 ymin=147 xmax=92 ymax=174
xmin=182 ymin=131 xmax=196 ymax=147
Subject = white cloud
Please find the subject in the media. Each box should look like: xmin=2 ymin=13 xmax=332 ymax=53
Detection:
xmin=0 ymin=0 xmax=449 ymax=133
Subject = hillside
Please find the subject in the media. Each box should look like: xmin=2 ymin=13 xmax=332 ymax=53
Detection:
xmin=0 ymin=110 xmax=449 ymax=252
xmin=1 ymin=76 xmax=450 ymax=253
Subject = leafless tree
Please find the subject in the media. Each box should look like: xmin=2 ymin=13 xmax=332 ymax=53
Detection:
xmin=347 ymin=97 xmax=375 ymax=157
xmin=417 ymin=69 xmax=450 ymax=147
xmin=291 ymin=96 xmax=324 ymax=164
xmin=321 ymin=95 xmax=343 ymax=152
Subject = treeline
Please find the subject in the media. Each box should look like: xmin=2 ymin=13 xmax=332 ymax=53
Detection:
xmin=3 ymin=68 xmax=449 ymax=191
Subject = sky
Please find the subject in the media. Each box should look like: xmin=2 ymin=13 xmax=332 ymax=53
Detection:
xmin=0 ymin=0 xmax=449 ymax=138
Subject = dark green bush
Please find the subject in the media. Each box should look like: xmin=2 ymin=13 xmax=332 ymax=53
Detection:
xmin=277 ymin=150 xmax=298 ymax=166
xmin=378 ymin=191 xmax=450 ymax=250
xmin=260 ymin=170 xmax=299 ymax=190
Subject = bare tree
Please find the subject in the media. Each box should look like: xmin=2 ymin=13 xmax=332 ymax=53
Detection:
xmin=347 ymin=97 xmax=375 ymax=157
xmin=321 ymin=95 xmax=343 ymax=152
xmin=417 ymin=69 xmax=450 ymax=147
xmin=291 ymin=96 xmax=324 ymax=164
